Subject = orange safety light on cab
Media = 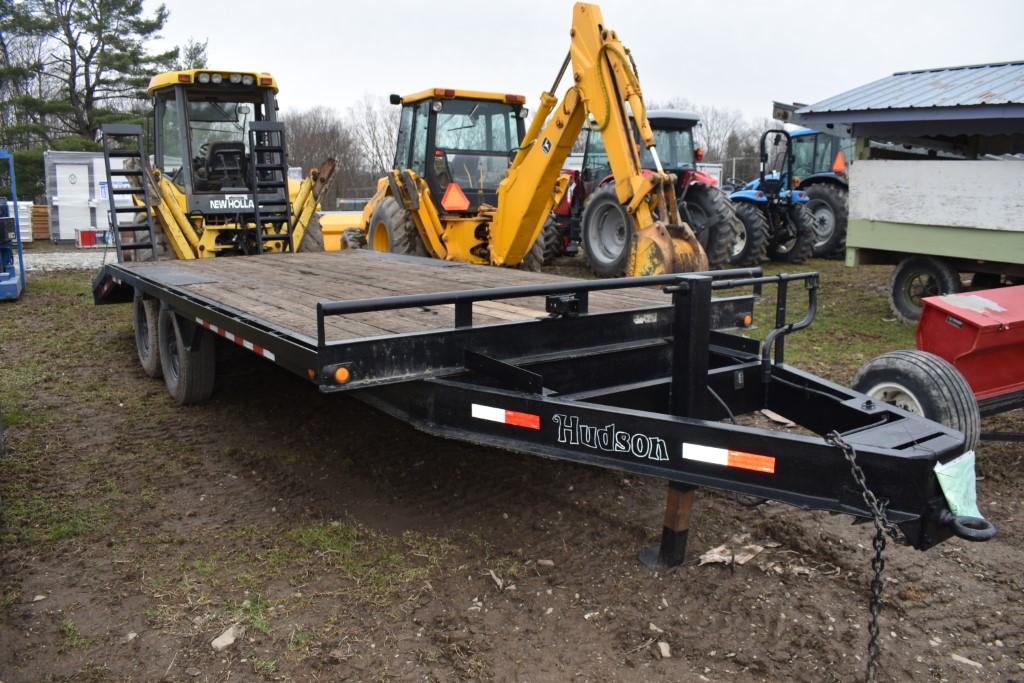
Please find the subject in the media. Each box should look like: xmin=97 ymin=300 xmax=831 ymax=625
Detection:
xmin=178 ymin=74 xmax=192 ymax=83
xmin=505 ymin=94 xmax=526 ymax=105
xmin=434 ymin=88 xmax=456 ymax=98
xmin=695 ymin=147 xmax=705 ymax=162
xmin=832 ymin=150 xmax=847 ymax=174
xmin=441 ymin=183 xmax=471 ymax=212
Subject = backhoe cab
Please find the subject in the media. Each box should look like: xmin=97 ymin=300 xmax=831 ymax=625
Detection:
xmin=362 ymin=89 xmax=533 ymax=265
xmin=101 ymin=69 xmax=335 ymax=261
xmin=358 ymin=3 xmax=708 ymax=276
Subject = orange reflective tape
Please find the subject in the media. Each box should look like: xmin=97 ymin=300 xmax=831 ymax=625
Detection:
xmin=505 ymin=410 xmax=540 ymax=430
xmin=727 ymin=450 xmax=776 ymax=474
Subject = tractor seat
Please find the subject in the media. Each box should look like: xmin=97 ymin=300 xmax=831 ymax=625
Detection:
xmin=205 ymin=142 xmax=248 ymax=190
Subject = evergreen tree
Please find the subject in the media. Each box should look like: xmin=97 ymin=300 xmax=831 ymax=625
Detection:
xmin=1 ymin=0 xmax=178 ymax=145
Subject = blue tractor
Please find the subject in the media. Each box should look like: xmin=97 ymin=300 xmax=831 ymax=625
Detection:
xmin=0 ymin=149 xmax=25 ymax=302
xmin=789 ymin=127 xmax=854 ymax=258
xmin=728 ymin=129 xmax=815 ymax=265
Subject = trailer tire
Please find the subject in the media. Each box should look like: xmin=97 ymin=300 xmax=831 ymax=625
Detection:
xmin=768 ymin=203 xmax=815 ymax=264
xmin=804 ymin=183 xmax=848 ymax=258
xmin=681 ymin=184 xmax=739 ymax=269
xmin=852 ymin=350 xmax=980 ymax=453
xmin=158 ymin=308 xmax=216 ymax=405
xmin=540 ymin=217 xmax=563 ymax=264
xmin=889 ymin=256 xmax=961 ymax=323
xmin=728 ymin=201 xmax=769 ymax=266
xmin=133 ymin=293 xmax=162 ymax=379
xmin=367 ymin=196 xmax=427 ymax=257
xmin=582 ymin=185 xmax=633 ymax=277
xmin=298 ymin=213 xmax=325 ymax=252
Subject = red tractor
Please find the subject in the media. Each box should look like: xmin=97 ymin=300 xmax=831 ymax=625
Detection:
xmin=543 ymin=110 xmax=740 ymax=275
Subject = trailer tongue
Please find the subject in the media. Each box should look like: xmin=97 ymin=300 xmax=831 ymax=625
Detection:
xmin=93 ymin=250 xmax=994 ymax=559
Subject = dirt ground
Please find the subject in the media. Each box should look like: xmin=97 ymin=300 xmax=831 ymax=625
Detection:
xmin=1 ymin=257 xmax=1021 ymax=682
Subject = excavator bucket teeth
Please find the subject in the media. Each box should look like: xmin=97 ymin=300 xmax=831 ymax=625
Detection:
xmin=628 ymin=222 xmax=708 ymax=276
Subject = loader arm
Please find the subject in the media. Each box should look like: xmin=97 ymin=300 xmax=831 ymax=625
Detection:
xmin=490 ymin=2 xmax=707 ymax=274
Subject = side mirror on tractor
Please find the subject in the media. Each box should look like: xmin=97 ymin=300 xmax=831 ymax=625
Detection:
xmin=389 ymin=94 xmax=402 ymax=106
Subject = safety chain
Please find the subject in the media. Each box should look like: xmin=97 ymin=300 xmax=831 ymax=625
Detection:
xmin=826 ymin=431 xmax=905 ymax=683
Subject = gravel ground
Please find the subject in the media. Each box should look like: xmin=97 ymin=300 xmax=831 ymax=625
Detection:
xmin=22 ymin=248 xmax=113 ymax=272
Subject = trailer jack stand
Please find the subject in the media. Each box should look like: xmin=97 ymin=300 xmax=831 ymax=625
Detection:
xmin=639 ymin=482 xmax=697 ymax=569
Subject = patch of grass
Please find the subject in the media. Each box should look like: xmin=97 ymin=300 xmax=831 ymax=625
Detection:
xmin=289 ymin=628 xmax=314 ymax=651
xmin=31 ymin=273 xmax=90 ymax=297
xmin=287 ymin=520 xmax=454 ymax=605
xmin=237 ymin=593 xmax=272 ymax=635
xmin=60 ymin=618 xmax=91 ymax=651
xmin=253 ymin=659 xmax=278 ymax=675
xmin=1 ymin=478 xmax=124 ymax=545
xmin=190 ymin=558 xmax=217 ymax=576
xmin=0 ymin=590 xmax=20 ymax=612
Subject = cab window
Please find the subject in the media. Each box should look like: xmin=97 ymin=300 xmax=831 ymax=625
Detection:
xmin=393 ymin=105 xmax=414 ymax=169
xmin=583 ymin=128 xmax=611 ymax=181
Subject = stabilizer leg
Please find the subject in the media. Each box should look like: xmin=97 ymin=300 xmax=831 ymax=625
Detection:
xmin=639 ymin=482 xmax=697 ymax=569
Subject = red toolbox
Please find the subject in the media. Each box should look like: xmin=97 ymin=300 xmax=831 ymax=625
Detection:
xmin=918 ymin=285 xmax=1024 ymax=411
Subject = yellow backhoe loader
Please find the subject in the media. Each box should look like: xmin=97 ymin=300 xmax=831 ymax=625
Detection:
xmin=100 ymin=69 xmax=335 ymax=261
xmin=353 ymin=3 xmax=707 ymax=276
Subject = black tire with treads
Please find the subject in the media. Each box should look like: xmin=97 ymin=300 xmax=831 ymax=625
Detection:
xmin=852 ymin=350 xmax=980 ymax=453
xmin=367 ymin=195 xmax=427 ymax=256
xmin=888 ymin=256 xmax=961 ymax=324
xmin=158 ymin=307 xmax=216 ymax=405
xmin=768 ymin=203 xmax=815 ymax=264
xmin=681 ymin=183 xmax=739 ymax=269
xmin=540 ymin=217 xmax=563 ymax=264
xmin=729 ymin=201 xmax=769 ymax=266
xmin=132 ymin=292 xmax=162 ymax=378
xmin=803 ymin=182 xmax=848 ymax=258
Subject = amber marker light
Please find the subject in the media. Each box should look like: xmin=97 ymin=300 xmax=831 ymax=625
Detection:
xmin=742 ymin=314 xmax=753 ymax=327
xmin=334 ymin=367 xmax=351 ymax=384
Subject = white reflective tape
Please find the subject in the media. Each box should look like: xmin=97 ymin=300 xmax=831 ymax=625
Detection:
xmin=682 ymin=443 xmax=729 ymax=466
xmin=223 ymin=331 xmax=235 ymax=342
xmin=242 ymin=340 xmax=254 ymax=351
xmin=262 ymin=349 xmax=276 ymax=361
xmin=471 ymin=403 xmax=507 ymax=424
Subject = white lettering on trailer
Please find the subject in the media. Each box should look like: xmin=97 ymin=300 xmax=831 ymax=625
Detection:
xmin=195 ymin=317 xmax=276 ymax=362
xmin=552 ymin=414 xmax=669 ymax=461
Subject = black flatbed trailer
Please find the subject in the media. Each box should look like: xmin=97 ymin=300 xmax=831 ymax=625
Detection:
xmin=93 ymin=250 xmax=994 ymax=564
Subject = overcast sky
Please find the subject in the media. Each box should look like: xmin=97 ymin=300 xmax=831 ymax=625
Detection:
xmin=149 ymin=0 xmax=1023 ymax=120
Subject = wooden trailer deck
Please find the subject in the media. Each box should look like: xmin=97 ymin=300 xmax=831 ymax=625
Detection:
xmin=113 ymin=250 xmax=669 ymax=344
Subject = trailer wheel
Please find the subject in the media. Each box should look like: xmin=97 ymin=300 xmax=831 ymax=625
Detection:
xmin=133 ymin=293 xmax=162 ymax=379
xmin=889 ymin=256 xmax=961 ymax=323
xmin=540 ymin=217 xmax=563 ymax=265
xmin=158 ymin=308 xmax=216 ymax=405
xmin=804 ymin=183 xmax=848 ymax=258
xmin=582 ymin=185 xmax=633 ymax=277
xmin=852 ymin=350 xmax=980 ymax=453
xmin=367 ymin=196 xmax=427 ymax=256
xmin=728 ymin=201 xmax=769 ymax=266
xmin=680 ymin=184 xmax=739 ymax=269
xmin=768 ymin=203 xmax=815 ymax=264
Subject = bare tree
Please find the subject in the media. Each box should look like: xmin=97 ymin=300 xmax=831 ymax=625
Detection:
xmin=281 ymin=106 xmax=363 ymax=207
xmin=345 ymin=95 xmax=400 ymax=179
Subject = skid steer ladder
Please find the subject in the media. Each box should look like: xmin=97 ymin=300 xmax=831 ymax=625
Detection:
xmin=101 ymin=124 xmax=160 ymax=262
xmin=248 ymin=121 xmax=295 ymax=254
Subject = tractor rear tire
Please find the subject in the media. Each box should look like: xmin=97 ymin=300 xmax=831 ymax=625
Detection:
xmin=888 ymin=256 xmax=961 ymax=324
xmin=540 ymin=217 xmax=563 ymax=265
xmin=520 ymin=232 xmax=546 ymax=272
xmin=367 ymin=196 xmax=427 ymax=257
xmin=582 ymin=185 xmax=633 ymax=277
xmin=728 ymin=202 xmax=769 ymax=267
xmin=852 ymin=350 xmax=980 ymax=453
xmin=804 ymin=183 xmax=848 ymax=259
xmin=681 ymin=184 xmax=739 ymax=269
xmin=158 ymin=308 xmax=216 ymax=405
xmin=298 ymin=213 xmax=325 ymax=252
xmin=768 ymin=203 xmax=815 ymax=264
xmin=133 ymin=293 xmax=162 ymax=379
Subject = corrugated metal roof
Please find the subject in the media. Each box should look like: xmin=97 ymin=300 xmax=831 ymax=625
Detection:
xmin=800 ymin=61 xmax=1024 ymax=114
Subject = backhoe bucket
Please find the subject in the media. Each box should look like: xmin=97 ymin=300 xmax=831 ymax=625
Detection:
xmin=628 ymin=221 xmax=708 ymax=276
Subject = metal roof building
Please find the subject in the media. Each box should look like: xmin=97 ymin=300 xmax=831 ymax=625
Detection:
xmin=794 ymin=61 xmax=1024 ymax=154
